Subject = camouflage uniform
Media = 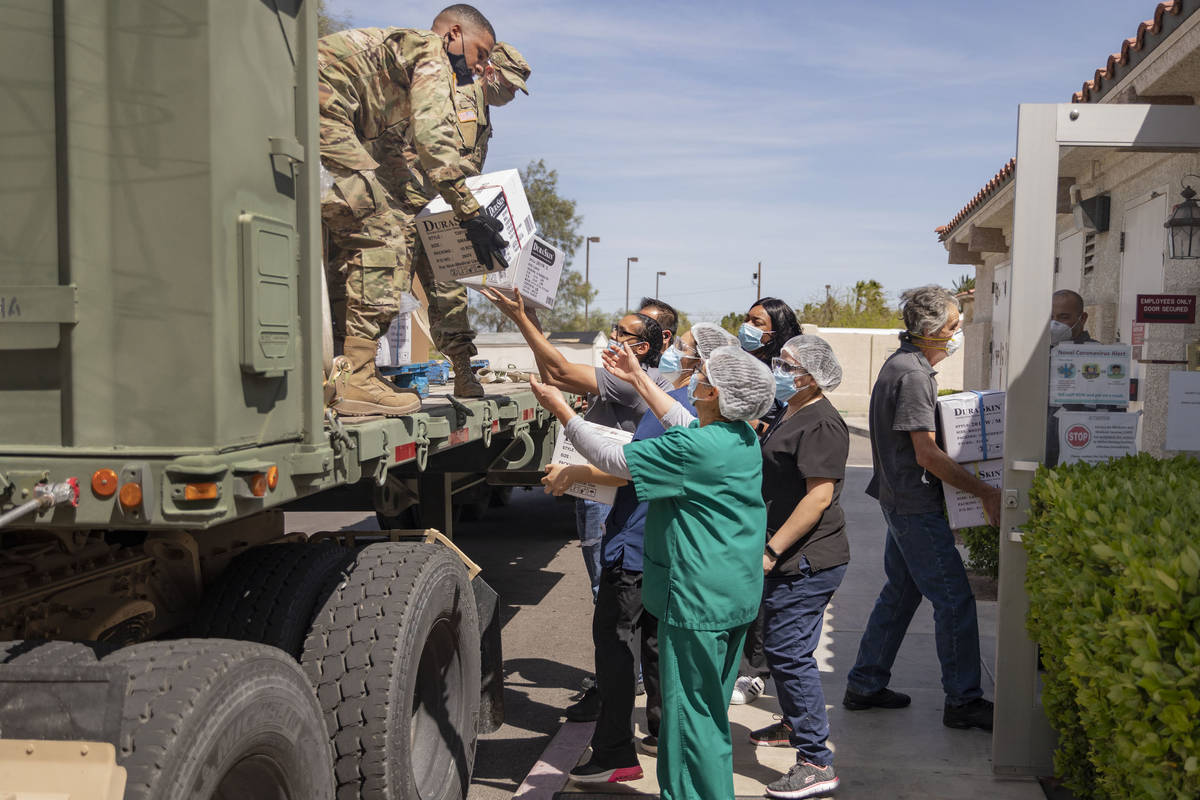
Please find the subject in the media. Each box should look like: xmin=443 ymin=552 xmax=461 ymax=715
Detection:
xmin=318 ymin=27 xmax=479 ymax=342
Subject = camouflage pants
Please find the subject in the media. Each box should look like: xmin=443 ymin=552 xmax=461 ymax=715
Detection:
xmin=322 ymin=163 xmax=475 ymax=356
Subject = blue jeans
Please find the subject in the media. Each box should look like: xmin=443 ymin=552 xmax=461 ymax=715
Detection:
xmin=846 ymin=508 xmax=983 ymax=707
xmin=575 ymin=498 xmax=608 ymax=603
xmin=763 ymin=558 xmax=847 ymax=766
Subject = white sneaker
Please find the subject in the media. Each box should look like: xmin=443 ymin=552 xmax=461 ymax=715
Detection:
xmin=730 ymin=675 xmax=765 ymax=705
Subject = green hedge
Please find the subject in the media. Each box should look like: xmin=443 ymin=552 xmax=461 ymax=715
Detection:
xmin=958 ymin=524 xmax=999 ymax=579
xmin=1025 ymin=454 xmax=1200 ymax=800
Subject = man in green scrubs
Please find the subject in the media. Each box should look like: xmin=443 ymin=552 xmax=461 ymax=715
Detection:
xmin=532 ymin=342 xmax=775 ymax=798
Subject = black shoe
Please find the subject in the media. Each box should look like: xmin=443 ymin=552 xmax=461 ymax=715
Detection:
xmin=568 ymin=756 xmax=643 ymax=784
xmin=638 ymin=735 xmax=657 ymax=756
xmin=944 ymin=697 xmax=994 ymax=731
xmin=842 ymin=687 xmax=912 ymax=710
xmin=749 ymin=718 xmax=793 ymax=747
xmin=565 ymin=686 xmax=601 ymax=722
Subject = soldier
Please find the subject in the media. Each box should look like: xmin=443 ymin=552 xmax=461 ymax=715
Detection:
xmin=319 ymin=4 xmax=508 ymax=416
xmin=373 ymin=42 xmax=531 ymax=397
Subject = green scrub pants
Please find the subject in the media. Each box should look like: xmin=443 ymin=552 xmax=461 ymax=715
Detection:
xmin=657 ymin=620 xmax=750 ymax=800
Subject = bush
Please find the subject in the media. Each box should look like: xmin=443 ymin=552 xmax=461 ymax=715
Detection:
xmin=957 ymin=525 xmax=999 ymax=579
xmin=1025 ymin=454 xmax=1200 ymax=800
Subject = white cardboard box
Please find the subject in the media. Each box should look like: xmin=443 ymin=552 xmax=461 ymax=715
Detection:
xmin=550 ymin=421 xmax=634 ymax=505
xmin=945 ymin=458 xmax=1003 ymax=530
xmin=936 ymin=390 xmax=1005 ymax=463
xmin=1057 ymin=410 xmax=1140 ymax=465
xmin=376 ymin=312 xmax=412 ymax=366
xmin=459 ymin=235 xmax=565 ymax=311
xmin=415 ymin=169 xmax=536 ymax=281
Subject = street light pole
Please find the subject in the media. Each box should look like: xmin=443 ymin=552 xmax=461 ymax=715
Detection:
xmin=584 ymin=236 xmax=600 ymax=325
xmin=751 ymin=261 xmax=762 ymax=300
xmin=656 ymin=271 xmax=666 ymax=299
xmin=625 ymin=256 xmax=638 ymax=312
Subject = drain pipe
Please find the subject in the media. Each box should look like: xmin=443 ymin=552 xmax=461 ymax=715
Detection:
xmin=0 ymin=479 xmax=79 ymax=529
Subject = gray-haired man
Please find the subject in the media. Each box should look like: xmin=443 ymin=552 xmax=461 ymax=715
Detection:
xmin=843 ymin=285 xmax=1000 ymax=732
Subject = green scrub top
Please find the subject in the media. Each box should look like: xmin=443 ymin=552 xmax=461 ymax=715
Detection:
xmin=624 ymin=419 xmax=766 ymax=631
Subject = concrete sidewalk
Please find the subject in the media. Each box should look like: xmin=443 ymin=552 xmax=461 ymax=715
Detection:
xmin=536 ymin=462 xmax=1044 ymax=799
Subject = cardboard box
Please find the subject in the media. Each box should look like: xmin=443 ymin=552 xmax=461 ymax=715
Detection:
xmin=945 ymin=458 xmax=1003 ymax=530
xmin=550 ymin=421 xmax=634 ymax=505
xmin=415 ymin=169 xmax=536 ymax=281
xmin=936 ymin=390 xmax=1005 ymax=463
xmin=376 ymin=312 xmax=412 ymax=366
xmin=459 ymin=235 xmax=565 ymax=311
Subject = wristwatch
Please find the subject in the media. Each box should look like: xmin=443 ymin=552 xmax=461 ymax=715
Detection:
xmin=765 ymin=542 xmax=782 ymax=560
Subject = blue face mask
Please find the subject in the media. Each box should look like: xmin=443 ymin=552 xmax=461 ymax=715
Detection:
xmin=738 ymin=322 xmax=766 ymax=352
xmin=606 ymin=338 xmax=622 ymax=354
xmin=687 ymin=372 xmax=703 ymax=405
xmin=773 ymin=369 xmax=798 ymax=402
xmin=657 ymin=345 xmax=684 ymax=377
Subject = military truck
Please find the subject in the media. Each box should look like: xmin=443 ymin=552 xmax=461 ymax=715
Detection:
xmin=0 ymin=3 xmax=561 ymax=798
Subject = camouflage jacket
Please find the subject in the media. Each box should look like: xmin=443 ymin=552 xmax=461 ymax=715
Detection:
xmin=317 ymin=27 xmax=479 ymax=218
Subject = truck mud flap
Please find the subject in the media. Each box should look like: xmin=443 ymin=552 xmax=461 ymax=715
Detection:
xmin=471 ymin=574 xmax=504 ymax=734
xmin=0 ymin=663 xmax=126 ymax=746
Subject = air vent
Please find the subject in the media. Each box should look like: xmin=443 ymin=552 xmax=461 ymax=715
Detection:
xmin=1082 ymin=233 xmax=1097 ymax=274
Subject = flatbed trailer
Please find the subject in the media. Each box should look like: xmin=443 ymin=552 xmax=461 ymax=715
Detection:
xmin=0 ymin=3 xmax=559 ymax=799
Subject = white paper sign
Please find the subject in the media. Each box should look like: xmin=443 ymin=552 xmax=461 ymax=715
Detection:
xmin=551 ymin=421 xmax=634 ymax=505
xmin=1056 ymin=411 xmax=1139 ymax=465
xmin=1050 ymin=343 xmax=1131 ymax=406
xmin=945 ymin=459 xmax=1003 ymax=530
xmin=1165 ymin=371 xmax=1200 ymax=452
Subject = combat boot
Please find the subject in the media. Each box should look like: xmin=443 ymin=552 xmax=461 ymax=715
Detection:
xmin=331 ymin=336 xmax=421 ymax=416
xmin=450 ymin=352 xmax=484 ymax=398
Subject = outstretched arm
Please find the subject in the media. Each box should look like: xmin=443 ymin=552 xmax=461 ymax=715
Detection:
xmin=530 ymin=377 xmax=632 ymax=479
xmin=480 ymin=288 xmax=598 ymax=394
xmin=602 ymin=344 xmax=695 ymax=427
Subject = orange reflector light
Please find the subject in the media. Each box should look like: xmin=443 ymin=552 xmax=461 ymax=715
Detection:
xmin=92 ymin=469 xmax=118 ymax=497
xmin=184 ymin=482 xmax=219 ymax=501
xmin=248 ymin=473 xmax=268 ymax=498
xmin=118 ymin=482 xmax=143 ymax=509
xmin=266 ymin=465 xmax=279 ymax=490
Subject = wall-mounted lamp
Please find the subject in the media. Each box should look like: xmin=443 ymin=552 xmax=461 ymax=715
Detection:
xmin=1073 ymin=193 xmax=1110 ymax=232
xmin=1164 ymin=175 xmax=1200 ymax=259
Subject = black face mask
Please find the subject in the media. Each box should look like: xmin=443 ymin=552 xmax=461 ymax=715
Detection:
xmin=446 ymin=35 xmax=474 ymax=85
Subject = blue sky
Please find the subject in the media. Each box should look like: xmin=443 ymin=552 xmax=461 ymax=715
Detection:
xmin=333 ymin=0 xmax=1159 ymax=320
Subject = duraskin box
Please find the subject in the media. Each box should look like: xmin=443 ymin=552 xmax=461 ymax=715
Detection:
xmin=936 ymin=390 xmax=1006 ymax=463
xmin=550 ymin=421 xmax=634 ymax=505
xmin=945 ymin=458 xmax=1004 ymax=530
xmin=458 ymin=235 xmax=565 ymax=311
xmin=416 ymin=169 xmax=536 ymax=281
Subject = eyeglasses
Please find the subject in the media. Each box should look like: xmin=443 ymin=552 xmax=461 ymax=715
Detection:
xmin=611 ymin=325 xmax=649 ymax=343
xmin=771 ymin=358 xmax=808 ymax=376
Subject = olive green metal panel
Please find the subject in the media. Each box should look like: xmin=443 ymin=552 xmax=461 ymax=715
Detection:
xmin=0 ymin=1 xmax=317 ymax=452
xmin=0 ymin=1 xmax=62 ymax=442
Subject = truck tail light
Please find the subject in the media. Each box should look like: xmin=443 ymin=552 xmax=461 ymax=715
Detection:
xmin=248 ymin=473 xmax=268 ymax=498
xmin=266 ymin=465 xmax=279 ymax=490
xmin=92 ymin=469 xmax=118 ymax=497
xmin=119 ymin=482 xmax=143 ymax=509
xmin=184 ymin=482 xmax=219 ymax=501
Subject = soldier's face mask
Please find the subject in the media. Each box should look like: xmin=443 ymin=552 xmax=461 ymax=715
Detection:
xmin=484 ymin=69 xmax=517 ymax=107
xmin=444 ymin=33 xmax=474 ymax=85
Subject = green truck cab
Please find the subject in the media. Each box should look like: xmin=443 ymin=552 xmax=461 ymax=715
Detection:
xmin=0 ymin=4 xmax=559 ymax=799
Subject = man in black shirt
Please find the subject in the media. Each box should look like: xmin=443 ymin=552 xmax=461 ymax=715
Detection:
xmin=844 ymin=285 xmax=1000 ymax=733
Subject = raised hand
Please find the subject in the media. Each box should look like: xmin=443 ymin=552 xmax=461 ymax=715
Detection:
xmin=601 ymin=342 xmax=642 ymax=385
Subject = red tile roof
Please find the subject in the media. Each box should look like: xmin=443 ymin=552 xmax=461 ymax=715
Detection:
xmin=937 ymin=1 xmax=1188 ymax=241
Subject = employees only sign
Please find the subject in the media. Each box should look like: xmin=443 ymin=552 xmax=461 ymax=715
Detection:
xmin=1136 ymin=294 xmax=1196 ymax=324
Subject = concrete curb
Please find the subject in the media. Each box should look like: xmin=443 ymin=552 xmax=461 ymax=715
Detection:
xmin=513 ymin=720 xmax=595 ymax=799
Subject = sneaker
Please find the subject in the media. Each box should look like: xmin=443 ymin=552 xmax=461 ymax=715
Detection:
xmin=638 ymin=735 xmax=658 ymax=755
xmin=565 ymin=686 xmax=601 ymax=722
xmin=730 ymin=675 xmax=765 ymax=705
xmin=943 ymin=697 xmax=994 ymax=731
xmin=765 ymin=761 xmax=839 ymax=799
xmin=749 ymin=718 xmax=793 ymax=747
xmin=842 ymin=687 xmax=911 ymax=711
xmin=568 ymin=756 xmax=643 ymax=784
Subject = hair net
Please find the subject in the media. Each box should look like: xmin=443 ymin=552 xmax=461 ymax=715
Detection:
xmin=704 ymin=346 xmax=775 ymax=422
xmin=691 ymin=323 xmax=738 ymax=361
xmin=780 ymin=335 xmax=843 ymax=392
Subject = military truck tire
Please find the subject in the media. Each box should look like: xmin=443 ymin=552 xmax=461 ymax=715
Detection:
xmin=104 ymin=639 xmax=333 ymax=800
xmin=192 ymin=542 xmax=354 ymax=657
xmin=301 ymin=542 xmax=481 ymax=800
xmin=0 ymin=639 xmax=107 ymax=664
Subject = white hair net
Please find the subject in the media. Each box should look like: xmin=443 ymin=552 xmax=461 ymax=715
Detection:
xmin=704 ymin=345 xmax=775 ymax=422
xmin=691 ymin=323 xmax=738 ymax=361
xmin=780 ymin=335 xmax=843 ymax=392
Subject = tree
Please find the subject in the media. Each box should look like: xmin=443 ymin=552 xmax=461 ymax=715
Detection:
xmin=470 ymin=159 xmax=597 ymax=333
xmin=718 ymin=312 xmax=743 ymax=335
xmin=796 ymin=279 xmax=903 ymax=328
xmin=316 ymin=0 xmax=352 ymax=37
xmin=952 ymin=274 xmax=976 ymax=294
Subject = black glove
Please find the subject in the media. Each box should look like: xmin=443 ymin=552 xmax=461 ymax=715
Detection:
xmin=461 ymin=214 xmax=509 ymax=271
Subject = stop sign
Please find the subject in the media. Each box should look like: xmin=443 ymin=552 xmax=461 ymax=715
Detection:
xmin=1065 ymin=424 xmax=1091 ymax=449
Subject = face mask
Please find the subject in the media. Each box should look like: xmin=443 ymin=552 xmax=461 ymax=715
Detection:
xmin=657 ymin=345 xmax=684 ymax=378
xmin=484 ymin=75 xmax=517 ymax=106
xmin=944 ymin=329 xmax=964 ymax=355
xmin=445 ymin=35 xmax=474 ymax=84
xmin=773 ymin=370 xmax=798 ymax=403
xmin=1050 ymin=320 xmax=1073 ymax=346
xmin=687 ymin=372 xmax=705 ymax=405
xmin=738 ymin=322 xmax=766 ymax=352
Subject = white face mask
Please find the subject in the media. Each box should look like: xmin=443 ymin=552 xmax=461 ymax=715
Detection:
xmin=1050 ymin=320 xmax=1073 ymax=345
xmin=944 ymin=329 xmax=964 ymax=356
